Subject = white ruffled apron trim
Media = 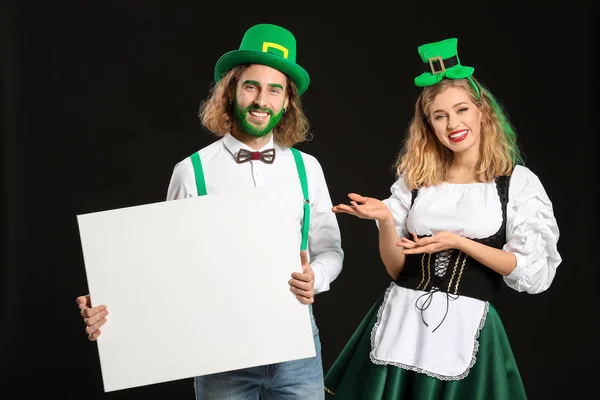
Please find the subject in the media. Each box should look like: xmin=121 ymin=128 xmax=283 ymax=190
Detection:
xmin=369 ymin=282 xmax=488 ymax=380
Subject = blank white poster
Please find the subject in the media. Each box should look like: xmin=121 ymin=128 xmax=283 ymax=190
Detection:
xmin=76 ymin=185 xmax=315 ymax=392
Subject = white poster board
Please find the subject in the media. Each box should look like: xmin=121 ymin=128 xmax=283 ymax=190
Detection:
xmin=76 ymin=185 xmax=315 ymax=392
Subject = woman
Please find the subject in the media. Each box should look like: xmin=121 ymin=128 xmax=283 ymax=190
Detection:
xmin=323 ymin=38 xmax=561 ymax=399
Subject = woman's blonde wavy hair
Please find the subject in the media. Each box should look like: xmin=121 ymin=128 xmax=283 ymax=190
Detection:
xmin=394 ymin=77 xmax=523 ymax=190
xmin=198 ymin=64 xmax=311 ymax=148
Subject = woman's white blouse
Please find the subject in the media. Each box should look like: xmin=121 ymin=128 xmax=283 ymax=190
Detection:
xmin=381 ymin=165 xmax=562 ymax=294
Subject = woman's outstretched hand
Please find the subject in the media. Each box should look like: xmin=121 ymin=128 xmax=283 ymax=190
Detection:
xmin=332 ymin=193 xmax=393 ymax=222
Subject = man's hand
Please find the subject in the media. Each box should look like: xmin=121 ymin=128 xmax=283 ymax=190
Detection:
xmin=76 ymin=294 xmax=108 ymax=341
xmin=289 ymin=250 xmax=315 ymax=304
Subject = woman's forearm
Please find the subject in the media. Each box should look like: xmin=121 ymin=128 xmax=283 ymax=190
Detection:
xmin=378 ymin=218 xmax=406 ymax=280
xmin=456 ymin=236 xmax=517 ymax=276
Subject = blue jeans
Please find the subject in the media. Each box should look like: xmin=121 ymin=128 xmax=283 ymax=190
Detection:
xmin=193 ymin=306 xmax=324 ymax=400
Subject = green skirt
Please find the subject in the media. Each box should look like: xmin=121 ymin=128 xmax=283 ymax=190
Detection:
xmin=324 ymin=294 xmax=527 ymax=400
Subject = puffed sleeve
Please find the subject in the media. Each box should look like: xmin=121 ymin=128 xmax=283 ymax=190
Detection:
xmin=377 ymin=174 xmax=413 ymax=238
xmin=503 ymin=165 xmax=562 ymax=293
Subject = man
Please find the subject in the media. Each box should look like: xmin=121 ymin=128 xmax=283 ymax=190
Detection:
xmin=76 ymin=23 xmax=344 ymax=399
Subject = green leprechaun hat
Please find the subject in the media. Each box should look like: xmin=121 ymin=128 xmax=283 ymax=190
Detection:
xmin=414 ymin=38 xmax=474 ymax=87
xmin=214 ymin=23 xmax=310 ymax=95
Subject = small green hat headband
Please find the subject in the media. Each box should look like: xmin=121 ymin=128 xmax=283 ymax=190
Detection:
xmin=214 ymin=23 xmax=310 ymax=95
xmin=413 ymin=38 xmax=480 ymax=100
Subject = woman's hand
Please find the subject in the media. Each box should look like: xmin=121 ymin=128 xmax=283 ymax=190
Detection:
xmin=397 ymin=232 xmax=462 ymax=254
xmin=332 ymin=193 xmax=393 ymax=222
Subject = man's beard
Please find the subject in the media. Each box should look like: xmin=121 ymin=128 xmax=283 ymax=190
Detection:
xmin=233 ymin=102 xmax=284 ymax=137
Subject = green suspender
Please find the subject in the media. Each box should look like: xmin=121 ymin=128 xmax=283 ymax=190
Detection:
xmin=290 ymin=148 xmax=310 ymax=252
xmin=189 ymin=148 xmax=309 ymax=250
xmin=190 ymin=151 xmax=207 ymax=196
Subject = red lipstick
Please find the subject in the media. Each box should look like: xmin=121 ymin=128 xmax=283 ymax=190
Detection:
xmin=449 ymin=130 xmax=468 ymax=143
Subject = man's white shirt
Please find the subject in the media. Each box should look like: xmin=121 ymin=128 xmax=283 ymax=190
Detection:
xmin=166 ymin=133 xmax=344 ymax=294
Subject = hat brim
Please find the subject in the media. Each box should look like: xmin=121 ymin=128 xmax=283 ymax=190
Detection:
xmin=214 ymin=50 xmax=310 ymax=95
xmin=414 ymin=65 xmax=474 ymax=87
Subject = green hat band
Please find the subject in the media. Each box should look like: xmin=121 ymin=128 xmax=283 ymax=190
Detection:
xmin=214 ymin=24 xmax=310 ymax=95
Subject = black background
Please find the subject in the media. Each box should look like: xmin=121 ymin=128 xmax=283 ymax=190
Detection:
xmin=1 ymin=2 xmax=592 ymax=399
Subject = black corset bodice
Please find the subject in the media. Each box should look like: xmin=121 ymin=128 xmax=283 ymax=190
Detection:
xmin=394 ymin=175 xmax=511 ymax=330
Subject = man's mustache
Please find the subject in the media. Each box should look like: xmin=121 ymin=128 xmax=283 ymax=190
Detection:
xmin=246 ymin=106 xmax=273 ymax=114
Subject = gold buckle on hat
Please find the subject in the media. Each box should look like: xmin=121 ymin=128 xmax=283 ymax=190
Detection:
xmin=262 ymin=42 xmax=289 ymax=59
xmin=428 ymin=56 xmax=445 ymax=74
